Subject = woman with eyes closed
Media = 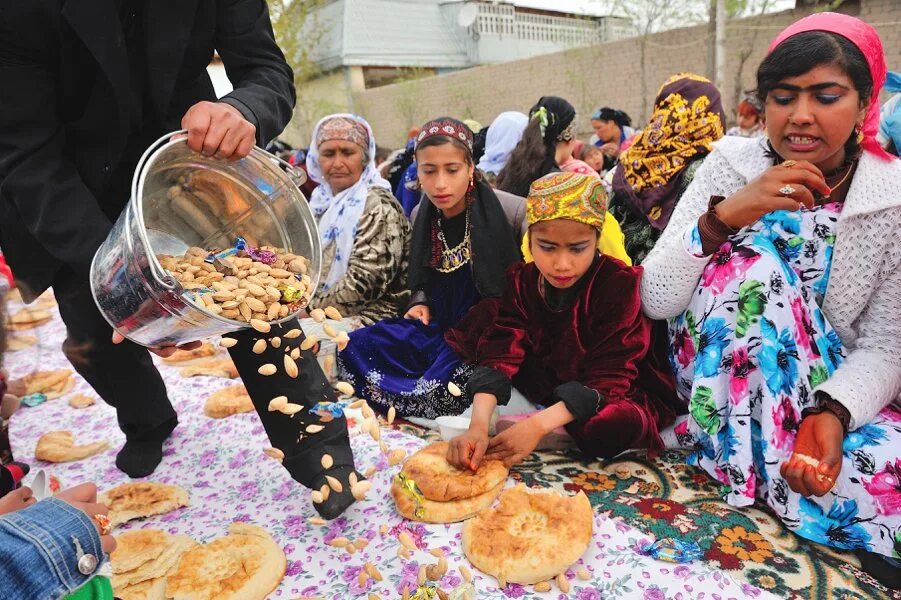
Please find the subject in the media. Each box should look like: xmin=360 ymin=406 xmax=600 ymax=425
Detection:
xmin=337 ymin=118 xmax=521 ymax=420
xmin=444 ymin=172 xmax=679 ymax=471
xmin=639 ymin=14 xmax=901 ymax=580
xmin=305 ymin=114 xmax=410 ymax=325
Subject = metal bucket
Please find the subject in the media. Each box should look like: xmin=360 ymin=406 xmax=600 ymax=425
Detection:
xmin=90 ymin=131 xmax=321 ymax=347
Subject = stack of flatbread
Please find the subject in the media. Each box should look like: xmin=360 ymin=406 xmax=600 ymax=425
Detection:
xmin=99 ymin=482 xmax=190 ymax=527
xmin=7 ymin=307 xmax=53 ymax=330
xmin=35 ymin=431 xmax=109 ymax=463
xmin=462 ymin=484 xmax=593 ymax=586
xmin=204 ymin=384 xmax=253 ymax=418
xmin=7 ymin=334 xmax=38 ymax=352
xmin=391 ymin=441 xmax=508 ymax=524
xmin=111 ymin=529 xmax=197 ymax=600
xmin=21 ymin=369 xmax=75 ymax=399
xmin=179 ymin=358 xmax=238 ymax=379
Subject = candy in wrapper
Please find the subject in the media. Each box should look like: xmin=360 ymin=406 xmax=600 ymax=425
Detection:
xmin=21 ymin=393 xmax=48 ymax=408
xmin=278 ymin=283 xmax=303 ymax=303
xmin=245 ymin=245 xmax=277 ymax=265
xmin=312 ymin=400 xmax=350 ymax=418
xmin=448 ymin=583 xmax=476 ymax=600
xmin=410 ymin=585 xmax=438 ymax=600
xmin=396 ymin=472 xmax=426 ymax=519
xmin=640 ymin=538 xmax=702 ymax=563
xmin=48 ymin=474 xmax=62 ymax=494
xmin=206 ymin=237 xmax=246 ymax=263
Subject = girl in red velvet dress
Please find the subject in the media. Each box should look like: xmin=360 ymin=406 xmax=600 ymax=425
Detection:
xmin=445 ymin=171 xmax=681 ymax=470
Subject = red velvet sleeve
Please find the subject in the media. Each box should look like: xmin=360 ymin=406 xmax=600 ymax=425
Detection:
xmin=579 ymin=265 xmax=652 ymax=406
xmin=445 ymin=264 xmax=532 ymax=379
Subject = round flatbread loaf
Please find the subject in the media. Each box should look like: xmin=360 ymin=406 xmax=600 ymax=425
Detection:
xmin=204 ymin=385 xmax=253 ymax=418
xmin=180 ymin=358 xmax=238 ymax=379
xmin=111 ymin=529 xmax=170 ymax=574
xmin=392 ymin=477 xmax=504 ymax=523
xmin=161 ymin=342 xmax=219 ymax=364
xmin=165 ymin=522 xmax=286 ymax=600
xmin=99 ymin=482 xmax=190 ymax=527
xmin=462 ymin=484 xmax=593 ymax=585
xmin=401 ymin=441 xmax=508 ymax=502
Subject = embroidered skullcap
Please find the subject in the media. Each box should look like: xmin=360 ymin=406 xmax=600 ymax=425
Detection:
xmin=416 ymin=117 xmax=474 ymax=154
xmin=315 ymin=115 xmax=370 ymax=150
xmin=526 ymin=172 xmax=607 ymax=231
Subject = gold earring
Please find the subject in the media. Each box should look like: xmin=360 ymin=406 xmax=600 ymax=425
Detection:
xmin=856 ymin=125 xmax=865 ymax=144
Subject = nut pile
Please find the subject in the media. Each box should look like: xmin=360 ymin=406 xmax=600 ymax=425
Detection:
xmin=158 ymin=245 xmax=312 ymax=323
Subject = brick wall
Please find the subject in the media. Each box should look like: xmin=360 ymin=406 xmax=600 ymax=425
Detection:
xmin=339 ymin=0 xmax=899 ymax=148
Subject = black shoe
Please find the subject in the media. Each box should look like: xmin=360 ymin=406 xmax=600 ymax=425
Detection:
xmin=116 ymin=418 xmax=177 ymax=478
xmin=855 ymin=549 xmax=901 ymax=590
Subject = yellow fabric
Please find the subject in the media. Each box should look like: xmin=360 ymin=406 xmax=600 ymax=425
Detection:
xmin=522 ymin=212 xmax=632 ymax=266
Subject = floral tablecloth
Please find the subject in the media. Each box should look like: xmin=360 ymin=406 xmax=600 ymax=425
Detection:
xmin=4 ymin=293 xmax=773 ymax=599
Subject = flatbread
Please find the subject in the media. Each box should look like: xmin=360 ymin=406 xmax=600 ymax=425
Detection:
xmin=462 ymin=484 xmax=593 ymax=585
xmin=400 ymin=441 xmax=508 ymax=502
xmin=7 ymin=307 xmax=52 ymax=330
xmin=112 ymin=534 xmax=197 ymax=590
xmin=99 ymin=482 xmax=190 ymax=527
xmin=204 ymin=385 xmax=253 ymax=419
xmin=392 ymin=477 xmax=504 ymax=524
xmin=118 ymin=576 xmax=167 ymax=600
xmin=161 ymin=342 xmax=219 ymax=365
xmin=4 ymin=287 xmax=22 ymax=303
xmin=7 ymin=334 xmax=38 ymax=352
xmin=68 ymin=393 xmax=97 ymax=409
xmin=21 ymin=369 xmax=75 ymax=398
xmin=180 ymin=358 xmax=238 ymax=379
xmin=35 ymin=431 xmax=109 ymax=463
xmin=112 ymin=529 xmax=171 ymax=574
xmin=165 ymin=522 xmax=286 ymax=600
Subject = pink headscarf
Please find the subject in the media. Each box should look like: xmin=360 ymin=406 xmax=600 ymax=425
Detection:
xmin=768 ymin=12 xmax=893 ymax=161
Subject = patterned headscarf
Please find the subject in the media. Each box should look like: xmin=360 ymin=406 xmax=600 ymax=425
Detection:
xmin=768 ymin=12 xmax=892 ymax=162
xmin=306 ymin=114 xmax=390 ymax=292
xmin=613 ymin=73 xmax=726 ymax=231
xmin=314 ymin=115 xmax=369 ymax=151
xmin=416 ymin=117 xmax=474 ymax=153
xmin=527 ymin=172 xmax=607 ymax=231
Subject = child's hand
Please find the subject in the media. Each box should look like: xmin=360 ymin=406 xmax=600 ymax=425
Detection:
xmin=0 ymin=486 xmax=36 ymax=515
xmin=447 ymin=428 xmax=488 ymax=472
xmin=485 ymin=417 xmax=545 ymax=468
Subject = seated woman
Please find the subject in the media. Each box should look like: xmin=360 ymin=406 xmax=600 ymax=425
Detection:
xmin=496 ymin=97 xmax=630 ymax=265
xmin=608 ymin=73 xmax=726 ymax=264
xmin=337 ymin=118 xmax=522 ymax=419
xmin=639 ymin=13 xmax=901 ymax=582
xmin=305 ymin=114 xmax=411 ymax=325
xmin=445 ymin=172 xmax=680 ymax=470
xmin=589 ymin=107 xmax=636 ymax=171
xmin=476 ymin=111 xmax=529 ymax=187
xmin=726 ymin=94 xmax=765 ymax=138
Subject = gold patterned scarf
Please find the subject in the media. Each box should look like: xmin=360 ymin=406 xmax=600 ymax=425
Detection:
xmin=613 ymin=73 xmax=725 ymax=230
xmin=527 ymin=172 xmax=607 ymax=230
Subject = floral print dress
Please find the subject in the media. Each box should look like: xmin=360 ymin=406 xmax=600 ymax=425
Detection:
xmin=669 ymin=203 xmax=901 ymax=558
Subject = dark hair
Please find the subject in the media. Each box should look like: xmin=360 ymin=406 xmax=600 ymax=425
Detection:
xmin=592 ymin=108 xmax=632 ymax=128
xmin=757 ymin=31 xmax=871 ymax=158
xmin=374 ymin=145 xmax=392 ymax=164
xmin=495 ymin=118 xmax=549 ymax=197
xmin=414 ymin=135 xmax=473 ymax=165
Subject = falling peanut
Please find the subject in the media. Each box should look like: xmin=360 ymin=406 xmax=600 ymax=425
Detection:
xmin=283 ymin=354 xmax=299 ymax=378
xmin=320 ymin=454 xmax=333 ymax=469
xmin=325 ymin=475 xmax=343 ymax=493
xmin=534 ymin=581 xmax=551 ymax=592
xmin=263 ymin=447 xmax=284 ymax=462
xmin=324 ymin=306 xmax=343 ymax=320
xmin=306 ymin=424 xmax=324 ymax=433
xmin=334 ymin=381 xmax=355 ymax=397
xmin=351 ymin=480 xmax=371 ymax=501
xmin=284 ymin=328 xmax=302 ymax=339
xmin=250 ymin=318 xmax=271 ymax=333
xmin=387 ymin=406 xmax=396 ymax=425
xmin=270 ymin=336 xmax=281 ymax=349
xmin=219 ymin=337 xmax=237 ymax=348
xmin=258 ymin=364 xmax=277 ymax=376
xmin=252 ymin=339 xmax=267 ymax=354
xmin=300 ymin=335 xmax=318 ymax=351
xmin=448 ymin=382 xmax=462 ymax=397
xmin=310 ymin=308 xmax=326 ymax=322
xmin=280 ymin=403 xmax=303 ymax=415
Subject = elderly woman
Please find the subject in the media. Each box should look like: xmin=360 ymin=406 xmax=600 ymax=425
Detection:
xmin=476 ymin=111 xmax=529 ymax=186
xmin=640 ymin=13 xmax=901 ymax=584
xmin=306 ymin=114 xmax=411 ymax=325
xmin=609 ymin=73 xmax=726 ymax=264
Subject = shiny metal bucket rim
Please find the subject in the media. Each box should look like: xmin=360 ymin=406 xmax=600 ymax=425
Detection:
xmin=95 ymin=129 xmax=319 ymax=336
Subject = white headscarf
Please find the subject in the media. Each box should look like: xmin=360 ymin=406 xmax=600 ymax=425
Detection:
xmin=476 ymin=111 xmax=529 ymax=175
xmin=306 ymin=114 xmax=390 ymax=292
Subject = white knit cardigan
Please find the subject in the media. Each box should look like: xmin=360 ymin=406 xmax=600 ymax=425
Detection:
xmin=640 ymin=136 xmax=901 ymax=430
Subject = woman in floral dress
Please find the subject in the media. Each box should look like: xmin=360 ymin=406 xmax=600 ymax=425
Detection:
xmin=640 ymin=13 xmax=901 ymax=586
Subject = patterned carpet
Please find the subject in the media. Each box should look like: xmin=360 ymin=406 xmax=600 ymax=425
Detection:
xmin=394 ymin=422 xmax=899 ymax=600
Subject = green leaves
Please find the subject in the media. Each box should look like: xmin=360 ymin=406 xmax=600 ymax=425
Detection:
xmin=736 ymin=280 xmax=767 ymax=339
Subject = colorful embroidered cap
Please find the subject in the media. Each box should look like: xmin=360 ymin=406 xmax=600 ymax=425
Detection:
xmin=315 ymin=116 xmax=370 ymax=150
xmin=526 ymin=172 xmax=607 ymax=231
xmin=416 ymin=117 xmax=474 ymax=154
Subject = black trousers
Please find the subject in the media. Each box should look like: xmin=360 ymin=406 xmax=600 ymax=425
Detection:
xmin=225 ymin=321 xmax=356 ymax=489
xmin=53 ymin=269 xmax=355 ymax=488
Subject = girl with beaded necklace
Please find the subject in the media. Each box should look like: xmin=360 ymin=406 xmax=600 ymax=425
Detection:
xmin=337 ymin=118 xmax=522 ymax=420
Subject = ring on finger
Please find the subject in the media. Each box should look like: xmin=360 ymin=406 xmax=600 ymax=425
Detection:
xmin=782 ymin=159 xmax=797 ymax=168
xmin=779 ymin=184 xmax=796 ymax=196
xmin=92 ymin=514 xmax=112 ymax=536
